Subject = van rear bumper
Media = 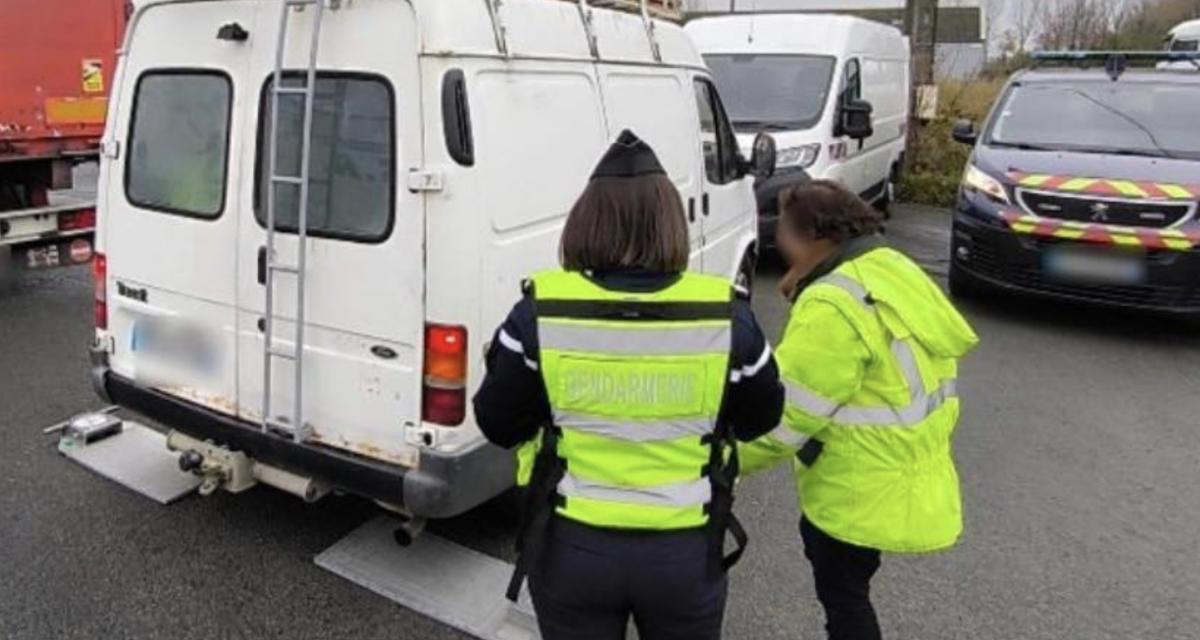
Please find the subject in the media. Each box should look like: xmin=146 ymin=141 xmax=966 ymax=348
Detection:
xmin=89 ymin=351 xmax=514 ymax=518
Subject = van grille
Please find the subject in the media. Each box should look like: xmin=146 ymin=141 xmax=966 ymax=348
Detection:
xmin=1017 ymin=190 xmax=1194 ymax=229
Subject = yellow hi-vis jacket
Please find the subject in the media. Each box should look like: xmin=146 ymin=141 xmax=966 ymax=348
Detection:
xmin=741 ymin=246 xmax=979 ymax=553
xmin=520 ymin=269 xmax=736 ymax=531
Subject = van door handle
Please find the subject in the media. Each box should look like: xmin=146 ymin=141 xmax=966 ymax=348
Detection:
xmin=702 ymin=193 xmax=710 ymax=217
xmin=688 ymin=197 xmax=696 ymax=223
xmin=257 ymin=246 xmax=267 ymax=285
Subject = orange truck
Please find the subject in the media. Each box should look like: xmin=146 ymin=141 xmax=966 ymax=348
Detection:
xmin=0 ymin=0 xmax=126 ymax=273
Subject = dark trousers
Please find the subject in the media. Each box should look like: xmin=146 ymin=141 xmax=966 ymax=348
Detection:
xmin=801 ymin=516 xmax=883 ymax=640
xmin=529 ymin=517 xmax=727 ymax=640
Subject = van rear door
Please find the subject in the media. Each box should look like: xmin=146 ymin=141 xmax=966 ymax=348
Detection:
xmin=102 ymin=1 xmax=254 ymax=412
xmin=234 ymin=2 xmax=424 ymax=466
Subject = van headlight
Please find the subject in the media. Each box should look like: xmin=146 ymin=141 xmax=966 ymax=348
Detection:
xmin=962 ymin=164 xmax=1010 ymax=204
xmin=777 ymin=143 xmax=821 ymax=170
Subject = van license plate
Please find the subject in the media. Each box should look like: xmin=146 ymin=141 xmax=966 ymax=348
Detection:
xmin=1044 ymin=248 xmax=1146 ymax=285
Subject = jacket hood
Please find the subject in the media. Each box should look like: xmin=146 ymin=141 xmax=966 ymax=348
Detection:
xmin=852 ymin=248 xmax=979 ymax=359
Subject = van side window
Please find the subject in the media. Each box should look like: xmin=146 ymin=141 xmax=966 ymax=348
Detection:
xmin=442 ymin=70 xmax=475 ymax=167
xmin=126 ymin=71 xmax=232 ymax=218
xmin=256 ymin=73 xmax=394 ymax=242
xmin=693 ymin=78 xmax=741 ymax=185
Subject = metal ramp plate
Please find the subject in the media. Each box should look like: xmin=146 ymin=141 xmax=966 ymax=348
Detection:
xmin=58 ymin=421 xmax=200 ymax=505
xmin=315 ymin=516 xmax=540 ymax=640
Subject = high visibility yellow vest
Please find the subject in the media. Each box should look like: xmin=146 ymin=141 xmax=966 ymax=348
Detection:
xmin=741 ymin=248 xmax=978 ymax=553
xmin=518 ymin=269 xmax=735 ymax=531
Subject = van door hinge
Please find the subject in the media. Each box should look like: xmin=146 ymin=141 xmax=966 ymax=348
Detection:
xmin=101 ymin=140 xmax=121 ymax=160
xmin=407 ymin=169 xmax=445 ymax=193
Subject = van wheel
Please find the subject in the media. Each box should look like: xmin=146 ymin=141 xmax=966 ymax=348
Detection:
xmin=875 ymin=168 xmax=897 ymax=218
xmin=735 ymin=250 xmax=757 ymax=299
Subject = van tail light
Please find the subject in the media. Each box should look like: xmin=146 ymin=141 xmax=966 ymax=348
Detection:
xmin=92 ymin=252 xmax=108 ymax=330
xmin=422 ymin=323 xmax=467 ymax=426
xmin=58 ymin=208 xmax=96 ymax=232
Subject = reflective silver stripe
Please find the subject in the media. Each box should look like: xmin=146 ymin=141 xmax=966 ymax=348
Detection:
xmin=814 ymin=273 xmax=871 ymax=308
xmin=891 ymin=339 xmax=925 ymax=395
xmin=783 ymin=337 xmax=958 ymax=428
xmin=796 ymin=273 xmax=960 ymax=429
xmin=539 ymin=322 xmax=731 ymax=356
xmin=730 ymin=343 xmax=772 ymax=383
xmin=833 ymin=377 xmax=958 ymax=427
xmin=498 ymin=329 xmax=539 ymax=370
xmin=556 ymin=412 xmax=714 ymax=442
xmin=498 ymin=329 xmax=523 ymax=354
xmin=558 ymin=472 xmax=712 ymax=508
xmin=767 ymin=423 xmax=810 ymax=448
xmin=785 ymin=379 xmax=840 ymax=417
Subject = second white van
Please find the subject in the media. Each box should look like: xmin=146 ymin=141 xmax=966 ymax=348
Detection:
xmin=687 ymin=14 xmax=910 ymax=242
xmin=89 ymin=0 xmax=772 ymax=520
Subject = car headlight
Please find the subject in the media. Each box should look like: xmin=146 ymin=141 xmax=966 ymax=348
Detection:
xmin=777 ymin=143 xmax=821 ymax=170
xmin=962 ymin=164 xmax=1010 ymax=204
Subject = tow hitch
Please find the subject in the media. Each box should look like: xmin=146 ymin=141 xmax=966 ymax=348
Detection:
xmin=167 ymin=431 xmax=332 ymax=502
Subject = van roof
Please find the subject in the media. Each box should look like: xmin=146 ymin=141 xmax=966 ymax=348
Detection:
xmin=129 ymin=0 xmax=704 ymax=69
xmin=1170 ymin=18 xmax=1200 ymax=38
xmin=684 ymin=13 xmax=907 ymax=59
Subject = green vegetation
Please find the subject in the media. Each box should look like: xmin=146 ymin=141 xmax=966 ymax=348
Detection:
xmin=899 ymin=80 xmax=1005 ymax=208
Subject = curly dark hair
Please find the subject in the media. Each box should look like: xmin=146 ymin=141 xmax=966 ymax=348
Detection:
xmin=778 ymin=179 xmax=884 ymax=243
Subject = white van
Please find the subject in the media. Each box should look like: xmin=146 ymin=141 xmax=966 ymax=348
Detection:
xmin=686 ymin=14 xmax=910 ymax=240
xmin=1166 ymin=19 xmax=1200 ymax=52
xmin=89 ymin=0 xmax=769 ymax=518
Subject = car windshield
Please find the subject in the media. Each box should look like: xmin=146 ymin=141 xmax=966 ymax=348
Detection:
xmin=988 ymin=81 xmax=1200 ymax=160
xmin=1169 ymin=38 xmax=1198 ymax=52
xmin=703 ymin=54 xmax=836 ymax=132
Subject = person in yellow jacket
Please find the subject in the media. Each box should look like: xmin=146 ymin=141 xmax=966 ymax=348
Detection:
xmin=741 ymin=180 xmax=979 ymax=640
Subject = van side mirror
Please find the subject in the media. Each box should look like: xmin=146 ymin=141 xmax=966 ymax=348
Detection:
xmin=748 ymin=132 xmax=777 ymax=180
xmin=839 ymin=99 xmax=874 ymax=140
xmin=952 ymin=119 xmax=978 ymax=146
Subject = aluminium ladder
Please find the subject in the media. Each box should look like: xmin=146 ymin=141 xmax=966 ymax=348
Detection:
xmin=261 ymin=0 xmax=329 ymax=443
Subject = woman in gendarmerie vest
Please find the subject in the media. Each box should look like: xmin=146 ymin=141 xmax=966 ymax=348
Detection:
xmin=473 ymin=130 xmax=784 ymax=640
xmin=741 ymin=180 xmax=979 ymax=640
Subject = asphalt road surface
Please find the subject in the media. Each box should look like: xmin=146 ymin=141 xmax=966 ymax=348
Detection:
xmin=2 ymin=203 xmax=1198 ymax=640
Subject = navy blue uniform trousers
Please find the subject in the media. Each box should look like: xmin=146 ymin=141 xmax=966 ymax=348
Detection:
xmin=529 ymin=517 xmax=727 ymax=640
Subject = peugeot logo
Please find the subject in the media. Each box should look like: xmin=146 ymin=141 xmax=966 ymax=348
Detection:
xmin=1090 ymin=202 xmax=1111 ymax=222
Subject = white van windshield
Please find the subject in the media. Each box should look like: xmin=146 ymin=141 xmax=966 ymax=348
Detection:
xmin=988 ymin=81 xmax=1200 ymax=160
xmin=702 ymin=54 xmax=836 ymax=132
xmin=1169 ymin=38 xmax=1198 ymax=52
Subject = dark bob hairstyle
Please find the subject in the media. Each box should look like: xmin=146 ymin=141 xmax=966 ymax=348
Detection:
xmin=559 ymin=174 xmax=690 ymax=273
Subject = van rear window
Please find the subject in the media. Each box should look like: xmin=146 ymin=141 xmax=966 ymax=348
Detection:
xmin=256 ymin=73 xmax=394 ymax=243
xmin=126 ymin=71 xmax=232 ymax=218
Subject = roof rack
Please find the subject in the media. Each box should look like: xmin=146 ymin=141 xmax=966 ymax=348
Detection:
xmin=582 ymin=0 xmax=682 ymax=21
xmin=1031 ymin=50 xmax=1200 ymax=79
xmin=485 ymin=0 xmax=678 ymax=61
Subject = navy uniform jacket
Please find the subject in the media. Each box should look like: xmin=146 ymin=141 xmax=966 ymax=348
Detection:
xmin=474 ymin=270 xmax=785 ymax=449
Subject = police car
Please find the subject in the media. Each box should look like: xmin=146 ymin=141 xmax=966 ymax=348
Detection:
xmin=948 ymin=51 xmax=1200 ymax=318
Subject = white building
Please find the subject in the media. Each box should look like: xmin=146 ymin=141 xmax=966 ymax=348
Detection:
xmin=683 ymin=0 xmax=989 ymax=80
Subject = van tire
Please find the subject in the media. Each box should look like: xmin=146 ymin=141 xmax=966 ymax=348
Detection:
xmin=875 ymin=165 xmax=898 ymax=218
xmin=735 ymin=249 xmax=757 ymax=299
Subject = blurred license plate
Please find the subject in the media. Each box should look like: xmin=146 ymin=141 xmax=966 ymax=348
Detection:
xmin=1044 ymin=249 xmax=1146 ymax=285
xmin=131 ymin=318 xmax=221 ymax=377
